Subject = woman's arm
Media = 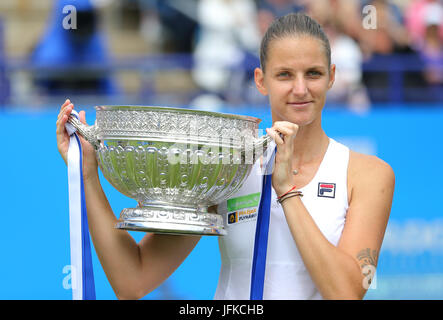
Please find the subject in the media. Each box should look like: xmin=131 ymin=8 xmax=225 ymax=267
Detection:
xmin=266 ymin=121 xmax=394 ymax=299
xmin=83 ymin=173 xmax=201 ymax=299
xmin=57 ymin=100 xmax=200 ymax=299
xmin=280 ymin=151 xmax=394 ymax=299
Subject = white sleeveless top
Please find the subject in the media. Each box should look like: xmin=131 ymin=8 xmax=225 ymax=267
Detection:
xmin=214 ymin=138 xmax=350 ymax=300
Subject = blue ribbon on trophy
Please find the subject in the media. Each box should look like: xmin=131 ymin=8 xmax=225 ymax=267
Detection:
xmin=250 ymin=145 xmax=276 ymax=300
xmin=65 ymin=110 xmax=96 ymax=300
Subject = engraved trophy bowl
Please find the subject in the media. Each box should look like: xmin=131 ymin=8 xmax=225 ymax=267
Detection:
xmin=67 ymin=106 xmax=272 ymax=236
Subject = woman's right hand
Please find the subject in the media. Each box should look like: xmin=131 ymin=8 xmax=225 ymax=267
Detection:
xmin=56 ymin=99 xmax=98 ymax=180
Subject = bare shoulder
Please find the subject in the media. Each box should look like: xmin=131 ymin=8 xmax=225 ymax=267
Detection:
xmin=349 ymin=150 xmax=395 ymax=181
xmin=348 ymin=150 xmax=395 ymax=199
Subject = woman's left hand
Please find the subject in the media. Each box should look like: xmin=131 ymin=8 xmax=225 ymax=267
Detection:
xmin=266 ymin=121 xmax=299 ymax=197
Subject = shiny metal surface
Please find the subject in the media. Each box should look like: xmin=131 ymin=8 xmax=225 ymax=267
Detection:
xmin=67 ymin=105 xmax=271 ymax=236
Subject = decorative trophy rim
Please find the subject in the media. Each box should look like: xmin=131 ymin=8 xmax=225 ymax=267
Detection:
xmin=95 ymin=105 xmax=263 ymax=124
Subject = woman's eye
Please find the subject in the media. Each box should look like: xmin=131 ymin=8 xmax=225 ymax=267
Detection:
xmin=277 ymin=71 xmax=290 ymax=78
xmin=307 ymin=70 xmax=322 ymax=77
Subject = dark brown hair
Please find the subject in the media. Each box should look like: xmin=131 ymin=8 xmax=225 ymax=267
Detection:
xmin=260 ymin=13 xmax=331 ymax=72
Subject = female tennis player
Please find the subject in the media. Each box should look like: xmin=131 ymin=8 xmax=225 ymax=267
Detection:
xmin=56 ymin=13 xmax=395 ymax=300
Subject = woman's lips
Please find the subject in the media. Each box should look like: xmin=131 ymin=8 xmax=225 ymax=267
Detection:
xmin=287 ymin=101 xmax=313 ymax=107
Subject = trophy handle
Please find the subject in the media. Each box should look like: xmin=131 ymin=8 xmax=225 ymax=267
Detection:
xmin=254 ymin=134 xmax=273 ymax=154
xmin=241 ymin=134 xmax=273 ymax=163
xmin=67 ymin=115 xmax=100 ymax=149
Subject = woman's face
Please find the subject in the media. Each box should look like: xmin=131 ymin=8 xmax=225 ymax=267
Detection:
xmin=255 ymin=35 xmax=335 ymax=127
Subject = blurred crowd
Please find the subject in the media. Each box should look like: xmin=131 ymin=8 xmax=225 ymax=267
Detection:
xmin=0 ymin=0 xmax=442 ymax=109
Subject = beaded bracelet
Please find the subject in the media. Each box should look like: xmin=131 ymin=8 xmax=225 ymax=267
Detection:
xmin=276 ymin=191 xmax=303 ymax=204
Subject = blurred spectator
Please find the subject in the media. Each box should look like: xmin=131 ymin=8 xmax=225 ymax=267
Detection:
xmin=256 ymin=0 xmax=306 ymax=35
xmin=358 ymin=0 xmax=410 ymax=57
xmin=323 ymin=21 xmax=370 ymax=112
xmin=138 ymin=0 xmax=162 ymax=51
xmin=306 ymin=1 xmax=369 ymax=111
xmin=359 ymin=0 xmax=428 ymax=102
xmin=405 ymin=0 xmax=443 ymax=50
xmin=115 ymin=0 xmax=144 ymax=31
xmin=146 ymin=0 xmax=199 ymax=53
xmin=420 ymin=2 xmax=443 ymax=83
xmin=30 ymin=0 xmax=117 ymax=96
xmin=0 ymin=17 xmax=9 ymax=106
xmin=192 ymin=0 xmax=261 ymax=107
xmin=307 ymin=0 xmax=362 ymax=41
xmin=418 ymin=1 xmax=443 ymax=100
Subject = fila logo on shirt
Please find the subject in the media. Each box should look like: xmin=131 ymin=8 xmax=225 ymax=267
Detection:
xmin=317 ymin=182 xmax=336 ymax=198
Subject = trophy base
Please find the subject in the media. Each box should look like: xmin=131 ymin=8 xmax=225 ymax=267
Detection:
xmin=115 ymin=204 xmax=226 ymax=236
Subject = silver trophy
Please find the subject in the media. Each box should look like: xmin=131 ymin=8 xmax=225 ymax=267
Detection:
xmin=68 ymin=106 xmax=272 ymax=236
